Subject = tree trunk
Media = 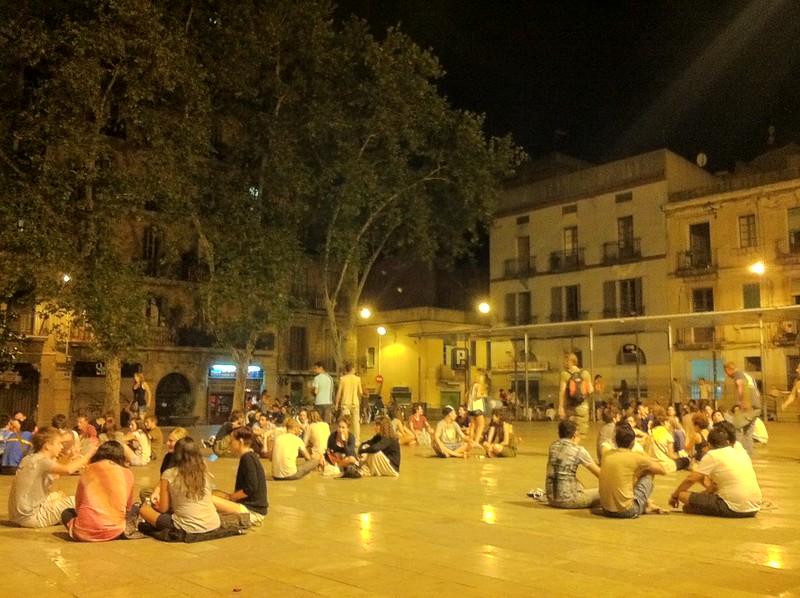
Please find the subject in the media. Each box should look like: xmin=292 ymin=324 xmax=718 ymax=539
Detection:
xmin=232 ymin=347 xmax=254 ymax=415
xmin=103 ymin=353 xmax=122 ymax=416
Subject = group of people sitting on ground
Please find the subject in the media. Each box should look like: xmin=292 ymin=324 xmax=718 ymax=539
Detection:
xmin=429 ymin=404 xmax=517 ymax=459
xmin=206 ymin=407 xmax=402 ymax=480
xmin=6 ymin=417 xmax=268 ymax=541
xmin=545 ymin=402 xmax=762 ymax=518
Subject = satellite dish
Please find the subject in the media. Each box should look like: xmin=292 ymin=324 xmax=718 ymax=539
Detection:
xmin=696 ymin=152 xmax=708 ymax=168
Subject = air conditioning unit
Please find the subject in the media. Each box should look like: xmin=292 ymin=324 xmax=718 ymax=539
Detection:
xmin=782 ymin=321 xmax=797 ymax=335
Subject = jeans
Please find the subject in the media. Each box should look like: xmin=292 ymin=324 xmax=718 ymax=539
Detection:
xmin=602 ymin=475 xmax=654 ymax=519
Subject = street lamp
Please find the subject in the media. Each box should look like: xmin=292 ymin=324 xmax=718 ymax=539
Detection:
xmin=749 ymin=261 xmax=765 ymax=274
xmin=478 ymin=302 xmax=491 ymax=314
xmin=360 ymin=307 xmax=372 ymax=319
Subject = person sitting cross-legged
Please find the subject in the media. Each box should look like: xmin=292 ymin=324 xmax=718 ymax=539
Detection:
xmin=433 ymin=405 xmax=470 ymax=458
xmin=358 ymin=416 xmax=401 ymax=477
xmin=273 ymin=418 xmax=320 ymax=481
xmin=545 ymin=419 xmax=600 ymax=509
xmin=599 ymin=422 xmax=666 ymax=518
xmin=668 ymin=426 xmax=761 ymax=518
xmin=211 ymin=426 xmax=269 ymax=525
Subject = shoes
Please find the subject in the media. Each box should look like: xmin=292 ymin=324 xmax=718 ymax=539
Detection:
xmin=527 ymin=488 xmax=544 ymax=500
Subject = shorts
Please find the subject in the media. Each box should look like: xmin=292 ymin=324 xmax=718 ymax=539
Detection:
xmin=468 ymin=410 xmax=484 ymax=417
xmin=688 ymin=493 xmax=757 ymax=518
xmin=433 ymin=441 xmax=462 ymax=457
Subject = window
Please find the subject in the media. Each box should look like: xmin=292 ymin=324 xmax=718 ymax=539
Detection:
xmin=562 ymin=204 xmax=577 ymax=215
xmin=618 ymin=215 xmax=634 ymax=246
xmin=505 ymin=291 xmax=532 ymax=325
xmin=143 ymin=226 xmax=162 ymax=276
xmin=604 ymin=278 xmax=644 ymax=317
xmin=738 ymin=214 xmax=757 ymax=248
xmin=692 ymin=288 xmax=714 ymax=312
xmin=470 ymin=340 xmax=477 ymax=366
xmin=552 ymin=285 xmax=581 ymax=321
xmin=743 ymin=283 xmax=761 ymax=309
xmin=563 ymin=226 xmax=578 ymax=253
xmin=516 ymin=235 xmax=531 ymax=273
xmin=366 ymin=347 xmax=376 ymax=368
xmin=788 ymin=207 xmax=800 ymax=252
xmin=615 ymin=191 xmax=633 ymax=203
xmin=288 ymin=326 xmax=308 ymax=370
xmin=516 ymin=215 xmax=529 ymax=225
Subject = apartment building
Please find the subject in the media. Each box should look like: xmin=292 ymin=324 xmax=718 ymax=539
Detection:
xmin=487 ymin=149 xmax=715 ymax=403
xmin=664 ymin=144 xmax=800 ymax=400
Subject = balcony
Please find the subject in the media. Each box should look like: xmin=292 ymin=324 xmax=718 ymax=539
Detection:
xmin=602 ymin=238 xmax=641 ymax=264
xmin=602 ymin=306 xmax=646 ymax=319
xmin=502 ymin=256 xmax=536 ymax=278
xmin=549 ymin=311 xmax=588 ymax=323
xmin=775 ymin=238 xmax=800 ymax=266
xmin=675 ymin=249 xmax=717 ymax=277
xmin=674 ymin=327 xmax=721 ymax=349
xmin=504 ymin=314 xmax=538 ymax=326
xmin=549 ymin=248 xmax=585 ymax=272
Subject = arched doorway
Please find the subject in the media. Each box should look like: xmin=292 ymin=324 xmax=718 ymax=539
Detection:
xmin=155 ymin=373 xmax=195 ymax=425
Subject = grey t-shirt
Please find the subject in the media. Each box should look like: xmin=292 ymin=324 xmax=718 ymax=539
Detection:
xmin=161 ymin=467 xmax=220 ymax=533
xmin=9 ymin=452 xmax=57 ymax=523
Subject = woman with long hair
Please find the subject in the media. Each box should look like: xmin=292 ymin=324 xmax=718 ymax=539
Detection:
xmin=358 ymin=416 xmax=401 ymax=476
xmin=140 ymin=437 xmax=220 ymax=533
xmin=467 ymin=374 xmax=488 ymax=448
xmin=62 ymin=440 xmax=134 ymax=541
xmin=483 ymin=408 xmax=516 ymax=458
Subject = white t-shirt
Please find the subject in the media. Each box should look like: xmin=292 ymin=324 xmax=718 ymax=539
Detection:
xmin=695 ymin=445 xmax=761 ymax=513
xmin=305 ymin=422 xmax=330 ymax=454
xmin=8 ymin=453 xmax=57 ymax=523
xmin=646 ymin=425 xmax=676 ymax=473
xmin=313 ymin=372 xmax=333 ymax=406
xmin=272 ymin=433 xmax=306 ymax=478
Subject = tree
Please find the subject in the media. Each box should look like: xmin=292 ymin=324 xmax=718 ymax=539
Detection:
xmin=0 ymin=0 xmax=208 ymax=414
xmin=176 ymin=0 xmax=332 ymax=411
xmin=302 ymin=22 xmax=524 ymax=367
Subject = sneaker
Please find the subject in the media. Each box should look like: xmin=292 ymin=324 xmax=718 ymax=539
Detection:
xmin=527 ymin=488 xmax=544 ymax=500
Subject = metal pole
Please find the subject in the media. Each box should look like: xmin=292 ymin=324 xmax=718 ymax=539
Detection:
xmin=668 ymin=323 xmax=674 ymax=405
xmin=524 ymin=332 xmax=530 ymax=421
xmin=589 ymin=325 xmax=595 ymax=421
xmin=759 ymin=315 xmax=767 ymax=409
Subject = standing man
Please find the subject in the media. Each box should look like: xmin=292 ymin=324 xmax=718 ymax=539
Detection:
xmin=558 ymin=353 xmax=593 ymax=436
xmin=781 ymin=363 xmax=800 ymax=416
xmin=698 ymin=377 xmax=712 ymax=406
xmin=671 ymin=378 xmax=685 ymax=411
xmin=335 ymin=362 xmax=366 ymax=442
xmin=312 ymin=362 xmax=334 ymax=425
xmin=723 ymin=361 xmax=761 ymax=457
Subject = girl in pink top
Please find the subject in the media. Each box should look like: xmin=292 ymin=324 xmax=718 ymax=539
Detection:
xmin=63 ymin=441 xmax=134 ymax=541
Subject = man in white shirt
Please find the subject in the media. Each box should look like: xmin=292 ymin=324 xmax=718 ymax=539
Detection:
xmin=335 ymin=362 xmax=366 ymax=442
xmin=272 ymin=419 xmax=320 ymax=481
xmin=669 ymin=426 xmax=761 ymax=518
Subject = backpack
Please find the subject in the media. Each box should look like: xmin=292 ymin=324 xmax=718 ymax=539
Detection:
xmin=566 ymin=370 xmax=588 ymax=405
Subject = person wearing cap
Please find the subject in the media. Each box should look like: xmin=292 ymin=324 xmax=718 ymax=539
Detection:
xmin=433 ymin=405 xmax=469 ymax=458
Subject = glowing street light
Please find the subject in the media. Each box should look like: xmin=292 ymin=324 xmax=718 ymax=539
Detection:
xmin=359 ymin=307 xmax=372 ymax=319
xmin=376 ymin=326 xmax=387 ymax=336
xmin=478 ymin=302 xmax=491 ymax=314
xmin=749 ymin=261 xmax=765 ymax=275
xmin=62 ymin=274 xmax=71 ymax=284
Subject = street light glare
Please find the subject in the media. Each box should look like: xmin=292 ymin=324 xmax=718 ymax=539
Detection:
xmin=749 ymin=261 xmax=765 ymax=274
xmin=377 ymin=326 xmax=387 ymax=336
xmin=360 ymin=307 xmax=371 ymax=319
xmin=478 ymin=302 xmax=491 ymax=314
xmin=62 ymin=274 xmax=71 ymax=283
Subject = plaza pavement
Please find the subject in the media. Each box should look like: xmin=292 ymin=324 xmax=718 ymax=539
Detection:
xmin=1 ymin=419 xmax=799 ymax=597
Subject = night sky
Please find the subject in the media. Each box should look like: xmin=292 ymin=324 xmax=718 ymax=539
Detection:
xmin=336 ymin=0 xmax=800 ymax=172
